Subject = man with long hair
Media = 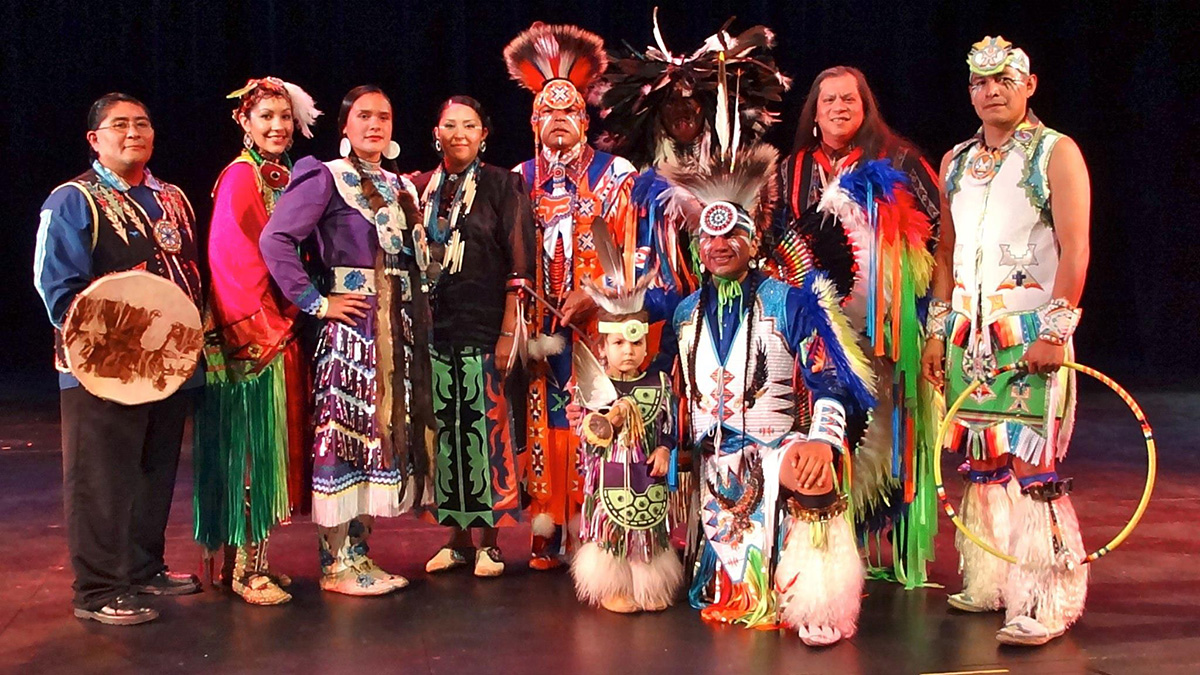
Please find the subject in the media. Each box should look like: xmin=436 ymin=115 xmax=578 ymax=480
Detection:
xmin=781 ymin=66 xmax=940 ymax=220
xmin=773 ymin=66 xmax=942 ymax=588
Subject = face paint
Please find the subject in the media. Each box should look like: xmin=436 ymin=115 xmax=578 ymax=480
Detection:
xmin=537 ymin=108 xmax=585 ymax=150
xmin=699 ymin=231 xmax=754 ymax=279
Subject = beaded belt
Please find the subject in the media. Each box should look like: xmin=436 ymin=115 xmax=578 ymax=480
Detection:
xmin=330 ymin=266 xmax=412 ymax=302
xmin=331 ymin=267 xmax=376 ymax=295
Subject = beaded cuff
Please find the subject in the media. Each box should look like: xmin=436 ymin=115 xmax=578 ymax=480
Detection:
xmin=807 ymin=398 xmax=847 ymax=450
xmin=925 ymin=299 xmax=953 ymax=340
xmin=1036 ymin=298 xmax=1082 ymax=346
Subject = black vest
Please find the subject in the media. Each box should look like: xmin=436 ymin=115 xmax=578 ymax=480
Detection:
xmin=52 ymin=167 xmax=202 ymax=371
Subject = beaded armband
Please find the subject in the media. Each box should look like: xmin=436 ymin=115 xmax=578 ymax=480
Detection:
xmin=1036 ymin=298 xmax=1082 ymax=346
xmin=925 ymin=299 xmax=953 ymax=340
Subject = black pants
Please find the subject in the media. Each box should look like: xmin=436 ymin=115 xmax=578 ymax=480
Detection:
xmin=60 ymin=386 xmax=192 ymax=610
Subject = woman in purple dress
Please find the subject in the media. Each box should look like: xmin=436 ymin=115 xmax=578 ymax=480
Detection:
xmin=261 ymin=85 xmax=434 ymax=596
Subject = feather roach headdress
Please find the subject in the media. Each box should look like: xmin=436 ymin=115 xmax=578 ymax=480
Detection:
xmin=503 ymin=22 xmax=608 ymax=113
xmin=227 ymin=77 xmax=322 ymax=139
xmin=659 ymin=143 xmax=779 ymax=241
xmin=580 ymin=214 xmax=658 ymax=341
xmin=595 ymin=9 xmax=791 ymax=169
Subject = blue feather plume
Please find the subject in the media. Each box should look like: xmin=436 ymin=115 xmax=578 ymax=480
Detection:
xmin=839 ymin=159 xmax=908 ymax=209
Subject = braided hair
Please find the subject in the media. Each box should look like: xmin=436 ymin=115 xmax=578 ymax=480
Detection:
xmin=741 ymin=272 xmax=763 ymax=407
xmin=686 ymin=271 xmax=709 ymax=403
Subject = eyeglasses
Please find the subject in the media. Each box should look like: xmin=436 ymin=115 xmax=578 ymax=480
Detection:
xmin=96 ymin=120 xmax=154 ymax=133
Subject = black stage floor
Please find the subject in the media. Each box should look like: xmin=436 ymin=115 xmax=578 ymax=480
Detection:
xmin=1 ymin=381 xmax=1198 ymax=675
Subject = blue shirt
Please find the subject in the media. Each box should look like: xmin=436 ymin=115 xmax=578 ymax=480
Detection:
xmin=674 ymin=271 xmax=876 ymax=423
xmin=33 ymin=161 xmax=204 ymax=391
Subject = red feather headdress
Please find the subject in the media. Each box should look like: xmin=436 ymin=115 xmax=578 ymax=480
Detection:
xmin=503 ymin=22 xmax=607 ymax=112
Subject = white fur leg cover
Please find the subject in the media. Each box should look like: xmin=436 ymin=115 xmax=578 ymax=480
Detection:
xmin=1004 ymin=492 xmax=1088 ymax=634
xmin=630 ymin=549 xmax=684 ymax=609
xmin=571 ymin=542 xmax=633 ymax=607
xmin=956 ymin=479 xmax=1017 ymax=609
xmin=775 ymin=513 xmax=864 ymax=639
xmin=531 ymin=512 xmax=557 ymax=539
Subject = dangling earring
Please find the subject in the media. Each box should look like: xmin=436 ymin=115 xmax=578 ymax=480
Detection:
xmin=748 ymin=258 xmax=758 ymax=269
xmin=434 ymin=138 xmax=443 ymax=153
xmin=339 ymin=137 xmax=351 ymax=158
xmin=812 ymin=125 xmax=819 ymax=138
xmin=698 ymin=261 xmax=706 ymax=273
xmin=480 ymin=140 xmax=488 ymax=154
xmin=243 ymin=132 xmax=254 ymax=150
xmin=286 ymin=138 xmax=294 ymax=151
xmin=384 ymin=141 xmax=401 ymax=160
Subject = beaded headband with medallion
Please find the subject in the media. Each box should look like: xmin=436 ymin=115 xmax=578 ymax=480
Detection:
xmin=597 ymin=318 xmax=650 ymax=342
xmin=967 ymin=36 xmax=1031 ymax=77
xmin=660 ymin=143 xmax=779 ymax=243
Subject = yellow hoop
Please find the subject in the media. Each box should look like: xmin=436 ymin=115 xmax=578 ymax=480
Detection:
xmin=934 ymin=361 xmax=1156 ymax=564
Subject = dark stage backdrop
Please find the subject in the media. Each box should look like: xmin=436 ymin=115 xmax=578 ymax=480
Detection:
xmin=2 ymin=0 xmax=1196 ymax=385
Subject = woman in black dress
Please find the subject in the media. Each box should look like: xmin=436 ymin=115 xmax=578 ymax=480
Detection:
xmin=413 ymin=96 xmax=535 ymax=577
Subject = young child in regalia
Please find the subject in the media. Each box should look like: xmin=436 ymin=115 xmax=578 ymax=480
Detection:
xmin=569 ymin=241 xmax=684 ymax=613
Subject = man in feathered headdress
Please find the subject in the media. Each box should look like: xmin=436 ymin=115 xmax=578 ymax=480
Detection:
xmin=921 ymin=36 xmax=1092 ymax=647
xmin=596 ymin=10 xmax=791 ymax=297
xmin=667 ymin=144 xmax=876 ymax=646
xmin=504 ymin=22 xmax=642 ymax=570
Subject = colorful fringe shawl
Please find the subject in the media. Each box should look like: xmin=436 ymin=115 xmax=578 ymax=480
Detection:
xmin=814 ymin=159 xmax=939 ymax=588
xmin=193 ymin=348 xmax=291 ymax=551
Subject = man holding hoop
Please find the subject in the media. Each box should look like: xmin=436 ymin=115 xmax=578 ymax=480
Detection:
xmin=921 ymin=36 xmax=1092 ymax=646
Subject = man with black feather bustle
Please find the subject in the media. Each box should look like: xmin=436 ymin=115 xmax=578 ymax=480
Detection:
xmin=594 ymin=9 xmax=791 ymax=299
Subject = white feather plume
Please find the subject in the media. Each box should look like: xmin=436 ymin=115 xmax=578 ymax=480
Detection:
xmin=282 ymin=81 xmax=322 ymax=139
xmin=658 ymin=143 xmax=779 ymax=233
xmin=526 ymin=334 xmax=566 ymax=361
